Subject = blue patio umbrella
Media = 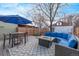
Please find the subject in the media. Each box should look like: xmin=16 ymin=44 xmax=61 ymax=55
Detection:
xmin=0 ymin=15 xmax=32 ymax=24
xmin=1 ymin=15 xmax=32 ymax=49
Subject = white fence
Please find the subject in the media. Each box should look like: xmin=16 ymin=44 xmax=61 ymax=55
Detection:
xmin=54 ymin=26 xmax=73 ymax=33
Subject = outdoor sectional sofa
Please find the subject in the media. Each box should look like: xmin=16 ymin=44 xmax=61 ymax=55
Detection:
xmin=44 ymin=32 xmax=78 ymax=48
xmin=44 ymin=32 xmax=79 ymax=56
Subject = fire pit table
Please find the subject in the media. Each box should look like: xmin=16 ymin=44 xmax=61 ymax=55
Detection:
xmin=39 ymin=36 xmax=55 ymax=48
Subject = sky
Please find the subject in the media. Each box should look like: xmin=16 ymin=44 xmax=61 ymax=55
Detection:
xmin=0 ymin=3 xmax=79 ymax=19
xmin=0 ymin=3 xmax=33 ymax=18
xmin=62 ymin=3 xmax=79 ymax=14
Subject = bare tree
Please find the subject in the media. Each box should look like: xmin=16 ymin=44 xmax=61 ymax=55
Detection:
xmin=32 ymin=13 xmax=49 ymax=34
xmin=36 ymin=3 xmax=70 ymax=32
xmin=23 ymin=7 xmax=49 ymax=28
xmin=17 ymin=3 xmax=69 ymax=32
xmin=36 ymin=3 xmax=60 ymax=32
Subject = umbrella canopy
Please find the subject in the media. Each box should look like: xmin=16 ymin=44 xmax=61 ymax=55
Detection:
xmin=0 ymin=15 xmax=32 ymax=24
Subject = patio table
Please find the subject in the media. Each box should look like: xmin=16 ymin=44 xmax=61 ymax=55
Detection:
xmin=39 ymin=36 xmax=55 ymax=48
xmin=3 ymin=32 xmax=28 ymax=49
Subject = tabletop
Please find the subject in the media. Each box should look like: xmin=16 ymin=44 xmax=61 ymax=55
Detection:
xmin=39 ymin=36 xmax=55 ymax=41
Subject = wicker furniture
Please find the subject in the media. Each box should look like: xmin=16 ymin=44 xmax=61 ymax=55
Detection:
xmin=39 ymin=36 xmax=55 ymax=48
xmin=44 ymin=32 xmax=78 ymax=49
xmin=55 ymin=44 xmax=79 ymax=56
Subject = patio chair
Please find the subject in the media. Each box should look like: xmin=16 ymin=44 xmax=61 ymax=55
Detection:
xmin=3 ymin=33 xmax=10 ymax=49
xmin=10 ymin=33 xmax=25 ymax=47
xmin=3 ymin=32 xmax=27 ymax=49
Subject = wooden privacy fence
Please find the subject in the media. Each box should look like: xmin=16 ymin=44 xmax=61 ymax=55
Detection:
xmin=16 ymin=26 xmax=49 ymax=36
xmin=74 ymin=27 xmax=79 ymax=37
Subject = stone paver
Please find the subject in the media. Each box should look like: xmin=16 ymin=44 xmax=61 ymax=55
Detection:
xmin=9 ymin=36 xmax=55 ymax=56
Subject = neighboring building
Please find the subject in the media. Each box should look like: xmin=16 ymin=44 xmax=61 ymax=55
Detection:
xmin=53 ymin=17 xmax=73 ymax=26
xmin=53 ymin=14 xmax=79 ymax=35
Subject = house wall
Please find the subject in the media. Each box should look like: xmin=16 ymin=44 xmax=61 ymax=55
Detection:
xmin=0 ymin=21 xmax=17 ymax=40
xmin=54 ymin=26 xmax=73 ymax=34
